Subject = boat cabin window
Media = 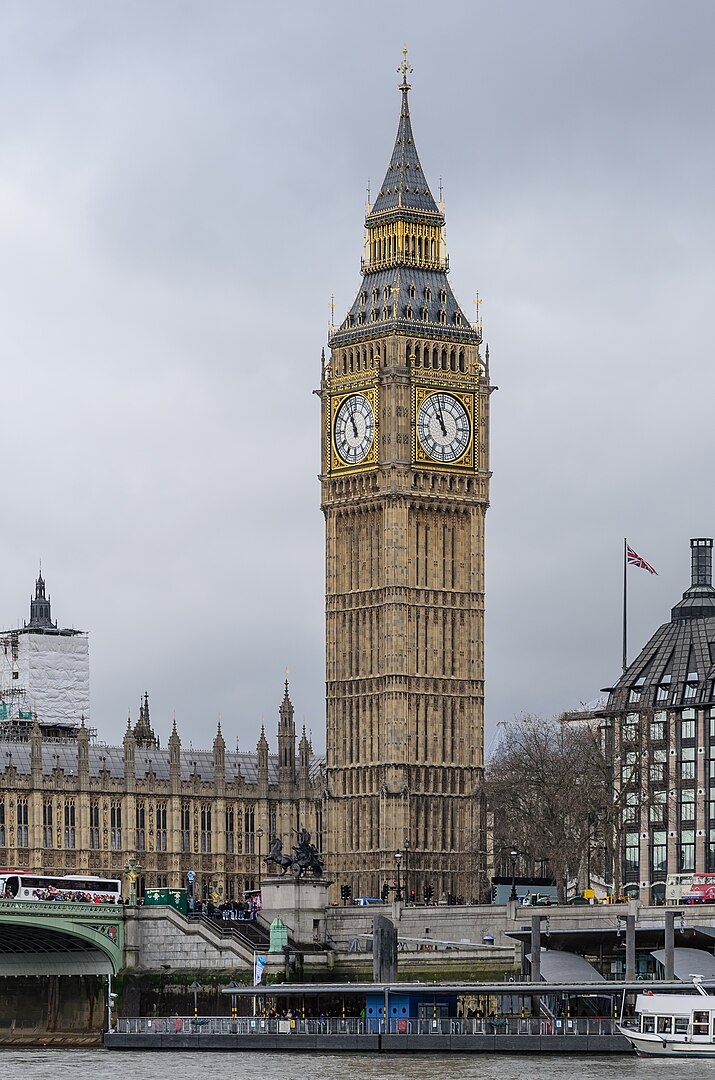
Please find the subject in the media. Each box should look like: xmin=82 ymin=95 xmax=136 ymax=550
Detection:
xmin=642 ymin=1016 xmax=655 ymax=1033
xmin=693 ymin=1011 xmax=709 ymax=1035
xmin=657 ymin=1017 xmax=672 ymax=1034
xmin=674 ymin=1017 xmax=689 ymax=1034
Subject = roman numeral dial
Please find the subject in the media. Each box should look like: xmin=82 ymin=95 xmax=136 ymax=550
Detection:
xmin=333 ymin=393 xmax=375 ymax=466
xmin=416 ymin=391 xmax=472 ymax=464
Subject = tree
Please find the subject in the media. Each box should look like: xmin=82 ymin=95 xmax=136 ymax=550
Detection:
xmin=485 ymin=713 xmax=611 ymax=901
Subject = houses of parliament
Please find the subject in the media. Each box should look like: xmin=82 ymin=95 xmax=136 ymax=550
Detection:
xmin=0 ymin=61 xmax=491 ymax=905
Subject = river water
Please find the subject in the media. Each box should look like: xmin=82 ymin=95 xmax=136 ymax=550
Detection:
xmin=0 ymin=1050 xmax=709 ymax=1079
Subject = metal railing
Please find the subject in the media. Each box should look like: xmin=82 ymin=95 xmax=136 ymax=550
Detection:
xmin=114 ymin=1015 xmax=620 ymax=1037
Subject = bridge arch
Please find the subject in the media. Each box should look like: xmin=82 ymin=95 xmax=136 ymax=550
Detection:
xmin=0 ymin=901 xmax=124 ymax=975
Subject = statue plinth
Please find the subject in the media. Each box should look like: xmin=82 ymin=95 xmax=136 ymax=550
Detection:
xmin=260 ymin=875 xmax=332 ymax=947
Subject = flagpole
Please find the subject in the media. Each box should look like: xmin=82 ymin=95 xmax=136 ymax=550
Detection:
xmin=622 ymin=537 xmax=628 ymax=673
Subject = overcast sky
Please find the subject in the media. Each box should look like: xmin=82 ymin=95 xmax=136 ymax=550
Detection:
xmin=1 ymin=1 xmax=713 ymax=756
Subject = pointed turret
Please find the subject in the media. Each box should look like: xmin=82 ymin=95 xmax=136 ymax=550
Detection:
xmin=123 ymin=715 xmax=136 ymax=792
xmin=213 ymin=720 xmax=226 ymax=794
xmin=133 ymin=691 xmax=158 ymax=748
xmin=77 ymin=714 xmax=89 ymax=786
xmin=369 ymin=50 xmax=441 ymax=219
xmin=257 ymin=724 xmax=269 ymax=797
xmin=168 ymin=715 xmax=181 ymax=792
xmin=31 ymin=717 xmax=42 ymax=782
xmin=28 ymin=571 xmax=55 ymax=629
xmin=277 ymin=679 xmax=296 ymax=790
xmin=330 ymin=50 xmax=479 ymax=349
xmin=299 ymin=724 xmax=311 ymax=799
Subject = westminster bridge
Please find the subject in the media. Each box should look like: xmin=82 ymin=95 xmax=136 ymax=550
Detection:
xmin=0 ymin=898 xmax=707 ymax=981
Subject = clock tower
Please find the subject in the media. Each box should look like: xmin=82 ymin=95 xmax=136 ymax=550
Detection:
xmin=319 ymin=56 xmax=492 ymax=901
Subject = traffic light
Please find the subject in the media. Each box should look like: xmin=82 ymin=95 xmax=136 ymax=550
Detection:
xmin=381 ymin=882 xmax=390 ymax=903
xmin=340 ymin=884 xmax=352 ymax=904
xmin=410 ymin=889 xmax=416 ymax=905
xmin=423 ymin=882 xmax=434 ymax=903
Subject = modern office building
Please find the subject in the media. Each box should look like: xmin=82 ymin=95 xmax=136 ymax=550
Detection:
xmin=603 ymin=538 xmax=715 ymax=902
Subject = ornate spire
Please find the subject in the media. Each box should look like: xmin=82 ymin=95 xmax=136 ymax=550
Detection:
xmin=133 ymin=691 xmax=158 ymax=748
xmin=330 ymin=52 xmax=479 ymax=350
xmin=368 ymin=48 xmax=441 ymax=221
xmin=28 ymin=569 xmax=54 ymax=629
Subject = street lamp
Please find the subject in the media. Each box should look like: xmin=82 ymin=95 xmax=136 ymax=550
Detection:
xmin=509 ymin=848 xmax=518 ymax=902
xmin=123 ymin=856 xmax=143 ymax=906
xmin=394 ymin=849 xmax=403 ymax=902
xmin=256 ymin=826 xmax=264 ymax=892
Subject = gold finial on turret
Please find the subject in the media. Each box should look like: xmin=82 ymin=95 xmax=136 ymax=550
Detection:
xmin=398 ymin=44 xmax=412 ymax=86
xmin=473 ymin=292 xmax=484 ymax=334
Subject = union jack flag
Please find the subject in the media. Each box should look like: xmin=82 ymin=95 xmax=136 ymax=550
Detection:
xmin=626 ymin=544 xmax=657 ymax=575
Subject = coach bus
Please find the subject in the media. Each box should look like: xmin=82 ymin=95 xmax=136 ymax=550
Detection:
xmin=665 ymin=872 xmax=715 ymax=905
xmin=0 ymin=872 xmax=122 ymax=903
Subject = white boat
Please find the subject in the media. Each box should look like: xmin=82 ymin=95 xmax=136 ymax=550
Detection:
xmin=618 ymin=980 xmax=715 ymax=1057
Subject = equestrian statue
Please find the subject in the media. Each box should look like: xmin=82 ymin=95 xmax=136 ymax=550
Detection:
xmin=264 ymin=827 xmax=324 ymax=878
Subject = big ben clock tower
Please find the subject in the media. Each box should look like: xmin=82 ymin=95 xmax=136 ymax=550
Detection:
xmin=319 ymin=54 xmax=492 ymax=901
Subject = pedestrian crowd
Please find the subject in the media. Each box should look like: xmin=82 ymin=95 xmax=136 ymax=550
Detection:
xmin=31 ymin=887 xmax=119 ymax=903
xmin=189 ymin=895 xmax=261 ymax=921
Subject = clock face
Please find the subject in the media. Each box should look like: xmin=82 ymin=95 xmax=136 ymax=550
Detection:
xmin=334 ymin=394 xmax=375 ymax=465
xmin=417 ymin=392 xmax=471 ymax=463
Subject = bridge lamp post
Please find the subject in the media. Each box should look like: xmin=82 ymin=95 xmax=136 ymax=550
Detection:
xmin=189 ymin=980 xmax=201 ymax=1018
xmin=394 ymin=849 xmax=403 ymax=903
xmin=256 ymin=826 xmax=264 ymax=892
xmin=509 ymin=849 xmax=518 ymax=902
xmin=123 ymin=856 xmax=143 ymax=906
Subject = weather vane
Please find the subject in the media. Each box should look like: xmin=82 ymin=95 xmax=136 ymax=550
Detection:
xmin=398 ymin=44 xmax=413 ymax=85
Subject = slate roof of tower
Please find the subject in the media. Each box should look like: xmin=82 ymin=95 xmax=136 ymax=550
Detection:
xmin=333 ymin=267 xmax=479 ymax=349
xmin=368 ymin=77 xmax=441 ymax=219
xmin=329 ymin=73 xmax=479 ymax=351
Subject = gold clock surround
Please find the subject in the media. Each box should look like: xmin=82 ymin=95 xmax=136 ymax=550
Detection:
xmin=413 ymin=385 xmax=476 ymax=469
xmin=329 ymin=386 xmax=378 ymax=473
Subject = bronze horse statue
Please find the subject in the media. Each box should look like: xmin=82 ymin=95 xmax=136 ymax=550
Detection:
xmin=264 ymin=836 xmax=293 ymax=875
xmin=264 ymin=830 xmax=324 ymax=878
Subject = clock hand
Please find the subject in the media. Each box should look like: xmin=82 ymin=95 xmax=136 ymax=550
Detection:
xmin=349 ymin=401 xmax=358 ymax=438
xmin=434 ymin=396 xmax=447 ymax=437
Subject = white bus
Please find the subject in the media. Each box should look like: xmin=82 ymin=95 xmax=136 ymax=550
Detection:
xmin=665 ymin=872 xmax=715 ymax=905
xmin=0 ymin=872 xmax=122 ymax=903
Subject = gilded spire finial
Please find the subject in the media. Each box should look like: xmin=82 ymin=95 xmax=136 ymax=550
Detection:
xmin=398 ymin=44 xmax=412 ymax=88
xmin=473 ymin=292 xmax=483 ymax=333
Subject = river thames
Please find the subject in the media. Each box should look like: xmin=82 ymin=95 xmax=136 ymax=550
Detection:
xmin=0 ymin=1049 xmax=710 ymax=1079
